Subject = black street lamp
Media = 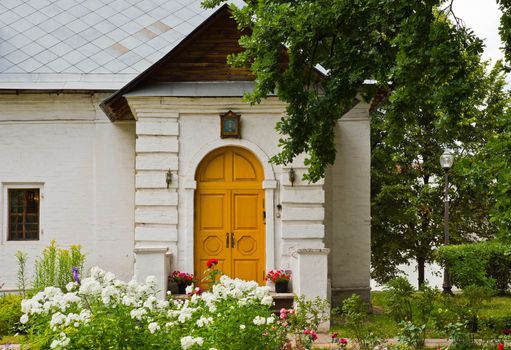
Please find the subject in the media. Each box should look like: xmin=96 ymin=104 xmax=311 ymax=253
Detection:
xmin=440 ymin=149 xmax=454 ymax=294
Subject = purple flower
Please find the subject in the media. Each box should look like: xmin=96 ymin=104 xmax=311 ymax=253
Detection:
xmin=72 ymin=267 xmax=80 ymax=284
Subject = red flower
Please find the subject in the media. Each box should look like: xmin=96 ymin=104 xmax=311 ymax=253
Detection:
xmin=331 ymin=332 xmax=338 ymax=339
xmin=498 ymin=343 xmax=505 ymax=350
xmin=339 ymin=338 xmax=348 ymax=345
xmin=206 ymin=258 xmax=218 ymax=268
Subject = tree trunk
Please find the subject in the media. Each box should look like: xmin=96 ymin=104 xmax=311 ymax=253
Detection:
xmin=417 ymin=256 xmax=425 ymax=289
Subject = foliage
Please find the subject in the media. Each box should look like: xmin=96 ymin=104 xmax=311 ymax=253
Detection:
xmin=201 ymin=0 xmax=489 ymax=183
xmin=19 ymin=267 xmax=327 ymax=350
xmin=340 ymin=294 xmax=383 ymax=350
xmin=334 ymin=291 xmax=511 ymax=341
xmin=33 ymin=241 xmax=86 ymax=293
xmin=371 ymin=60 xmax=506 ymax=288
xmin=201 ymin=259 xmax=222 ymax=287
xmin=0 ymin=294 xmax=22 ymax=337
xmin=266 ymin=270 xmax=291 ymax=283
xmin=435 ymin=241 xmax=511 ymax=293
xmin=383 ymin=278 xmax=437 ymax=326
xmin=169 ymin=271 xmax=195 ymax=286
xmin=446 ymin=322 xmax=475 ymax=350
xmin=383 ymin=277 xmax=414 ymax=322
xmin=279 ymin=296 xmax=329 ymax=349
xmin=397 ymin=321 xmax=426 ymax=350
xmin=15 ymin=251 xmax=28 ymax=297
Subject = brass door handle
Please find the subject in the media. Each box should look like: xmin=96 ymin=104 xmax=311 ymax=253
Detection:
xmin=231 ymin=232 xmax=235 ymax=248
xmin=226 ymin=232 xmax=229 ymax=248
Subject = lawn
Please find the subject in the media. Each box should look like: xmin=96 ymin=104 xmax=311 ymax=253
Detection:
xmin=331 ymin=291 xmax=511 ymax=339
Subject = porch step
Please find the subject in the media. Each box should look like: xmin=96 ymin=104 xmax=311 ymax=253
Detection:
xmin=171 ymin=292 xmax=295 ymax=311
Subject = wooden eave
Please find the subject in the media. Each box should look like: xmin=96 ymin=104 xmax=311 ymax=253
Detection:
xmin=100 ymin=4 xmax=327 ymax=122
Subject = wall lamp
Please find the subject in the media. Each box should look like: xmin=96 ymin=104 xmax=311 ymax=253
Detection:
xmin=288 ymin=167 xmax=296 ymax=186
xmin=166 ymin=169 xmax=172 ymax=189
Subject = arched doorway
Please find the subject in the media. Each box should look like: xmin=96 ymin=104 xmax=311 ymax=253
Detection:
xmin=194 ymin=146 xmax=266 ymax=286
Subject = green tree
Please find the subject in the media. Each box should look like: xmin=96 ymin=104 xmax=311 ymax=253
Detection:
xmin=371 ymin=62 xmax=506 ymax=287
xmin=202 ymin=0 xmax=485 ymax=182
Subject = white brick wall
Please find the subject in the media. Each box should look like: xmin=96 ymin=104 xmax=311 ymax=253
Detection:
xmin=0 ymin=92 xmax=135 ymax=289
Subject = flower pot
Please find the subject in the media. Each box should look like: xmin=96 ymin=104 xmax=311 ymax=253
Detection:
xmin=275 ymin=281 xmax=288 ymax=293
xmin=177 ymin=283 xmax=188 ymax=294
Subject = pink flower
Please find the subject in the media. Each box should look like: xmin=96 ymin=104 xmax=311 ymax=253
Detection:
xmin=339 ymin=338 xmax=348 ymax=345
xmin=304 ymin=329 xmax=311 ymax=335
xmin=280 ymin=312 xmax=287 ymax=319
xmin=311 ymin=330 xmax=318 ymax=341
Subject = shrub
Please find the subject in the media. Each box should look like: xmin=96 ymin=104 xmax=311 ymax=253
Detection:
xmin=340 ymin=294 xmax=383 ymax=350
xmin=20 ymin=267 xmax=300 ymax=350
xmin=383 ymin=277 xmax=414 ymax=322
xmin=0 ymin=294 xmax=22 ymax=337
xmin=33 ymin=241 xmax=86 ymax=292
xmin=435 ymin=241 xmax=511 ymax=293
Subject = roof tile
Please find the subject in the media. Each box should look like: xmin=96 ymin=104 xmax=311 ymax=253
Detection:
xmin=0 ymin=0 xmax=245 ymax=87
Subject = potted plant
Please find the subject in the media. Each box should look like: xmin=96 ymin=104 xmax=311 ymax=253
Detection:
xmin=169 ymin=271 xmax=195 ymax=294
xmin=266 ymin=270 xmax=291 ymax=293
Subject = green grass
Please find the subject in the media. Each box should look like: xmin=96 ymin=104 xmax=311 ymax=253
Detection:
xmin=331 ymin=292 xmax=511 ymax=339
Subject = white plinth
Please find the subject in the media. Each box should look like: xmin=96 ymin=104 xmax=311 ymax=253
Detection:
xmin=134 ymin=247 xmax=171 ymax=299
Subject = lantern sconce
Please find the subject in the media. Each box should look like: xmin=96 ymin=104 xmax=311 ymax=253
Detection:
xmin=288 ymin=167 xmax=296 ymax=186
xmin=166 ymin=169 xmax=172 ymax=189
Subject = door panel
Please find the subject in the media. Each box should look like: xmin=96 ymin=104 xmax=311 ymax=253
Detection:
xmin=194 ymin=190 xmax=231 ymax=284
xmin=231 ymin=190 xmax=265 ymax=285
xmin=195 ymin=147 xmax=265 ymax=286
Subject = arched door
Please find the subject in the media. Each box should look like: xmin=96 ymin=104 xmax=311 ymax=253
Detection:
xmin=194 ymin=146 xmax=265 ymax=286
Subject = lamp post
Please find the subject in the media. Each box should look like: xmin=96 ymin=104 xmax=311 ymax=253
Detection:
xmin=439 ymin=149 xmax=454 ymax=294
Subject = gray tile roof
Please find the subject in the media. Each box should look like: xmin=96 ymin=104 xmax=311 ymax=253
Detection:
xmin=0 ymin=0 xmax=235 ymax=89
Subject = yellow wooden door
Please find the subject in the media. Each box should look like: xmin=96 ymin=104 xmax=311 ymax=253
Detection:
xmin=195 ymin=147 xmax=265 ymax=286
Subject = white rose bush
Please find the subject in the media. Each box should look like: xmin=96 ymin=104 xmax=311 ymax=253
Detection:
xmin=19 ymin=266 xmax=290 ymax=349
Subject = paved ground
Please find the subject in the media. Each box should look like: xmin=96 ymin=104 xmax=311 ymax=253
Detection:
xmin=2 ymin=337 xmax=452 ymax=349
xmin=313 ymin=333 xmax=452 ymax=348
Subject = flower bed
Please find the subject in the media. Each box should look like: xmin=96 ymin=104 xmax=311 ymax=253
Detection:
xmin=19 ymin=267 xmax=327 ymax=349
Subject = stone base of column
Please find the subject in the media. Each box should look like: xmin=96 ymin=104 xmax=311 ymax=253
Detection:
xmin=134 ymin=247 xmax=172 ymax=299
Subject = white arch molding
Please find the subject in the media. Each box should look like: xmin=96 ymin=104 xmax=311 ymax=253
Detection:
xmin=181 ymin=138 xmax=277 ymax=277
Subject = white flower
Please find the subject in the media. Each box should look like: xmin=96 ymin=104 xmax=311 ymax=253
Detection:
xmin=240 ymin=324 xmax=246 ymax=330
xmin=65 ymin=282 xmax=76 ymax=292
xmin=20 ymin=314 xmax=29 ymax=324
xmin=261 ymin=295 xmax=273 ymax=306
xmin=130 ymin=308 xmax=146 ymax=321
xmin=180 ymin=336 xmax=194 ymax=350
xmin=253 ymin=315 xmax=266 ymax=326
xmin=185 ymin=284 xmax=194 ymax=294
xmin=266 ymin=315 xmax=275 ymax=324
xmin=145 ymin=275 xmax=157 ymax=286
xmin=148 ymin=322 xmax=160 ymax=334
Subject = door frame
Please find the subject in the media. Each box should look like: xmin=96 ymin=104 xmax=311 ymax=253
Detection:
xmin=182 ymin=139 xmax=277 ymax=276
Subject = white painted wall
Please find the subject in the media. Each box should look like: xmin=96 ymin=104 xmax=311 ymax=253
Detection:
xmin=325 ymin=101 xmax=372 ymax=303
xmin=0 ymin=92 xmax=135 ymax=290
xmin=126 ymin=95 xmax=329 ymax=298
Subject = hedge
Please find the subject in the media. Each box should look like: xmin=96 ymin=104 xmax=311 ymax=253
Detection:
xmin=435 ymin=241 xmax=511 ymax=293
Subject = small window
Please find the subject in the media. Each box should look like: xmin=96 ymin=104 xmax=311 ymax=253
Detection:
xmin=8 ymin=189 xmax=40 ymax=241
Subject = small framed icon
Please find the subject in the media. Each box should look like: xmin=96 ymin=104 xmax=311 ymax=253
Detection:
xmin=220 ymin=110 xmax=241 ymax=139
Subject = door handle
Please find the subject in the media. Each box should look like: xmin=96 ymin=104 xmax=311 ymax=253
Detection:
xmin=231 ymin=232 xmax=235 ymax=248
xmin=226 ymin=232 xmax=229 ymax=248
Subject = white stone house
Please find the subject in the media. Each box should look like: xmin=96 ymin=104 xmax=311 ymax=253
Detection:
xmin=0 ymin=0 xmax=370 ymax=304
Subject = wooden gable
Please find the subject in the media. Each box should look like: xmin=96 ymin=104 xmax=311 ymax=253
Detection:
xmin=100 ymin=6 xmax=254 ymax=121
xmin=147 ymin=10 xmax=253 ymax=82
